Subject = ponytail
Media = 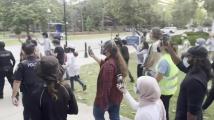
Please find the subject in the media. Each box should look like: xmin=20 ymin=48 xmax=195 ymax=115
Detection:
xmin=47 ymin=81 xmax=58 ymax=101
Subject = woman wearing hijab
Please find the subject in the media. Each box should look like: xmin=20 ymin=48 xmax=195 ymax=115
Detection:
xmin=117 ymin=76 xmax=166 ymax=120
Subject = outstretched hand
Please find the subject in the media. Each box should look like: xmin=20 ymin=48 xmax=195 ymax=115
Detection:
xmin=88 ymin=46 xmax=95 ymax=58
xmin=12 ymin=96 xmax=19 ymax=107
xmin=116 ymin=83 xmax=127 ymax=94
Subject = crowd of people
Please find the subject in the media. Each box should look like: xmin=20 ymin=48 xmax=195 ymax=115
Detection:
xmin=0 ymin=27 xmax=214 ymax=120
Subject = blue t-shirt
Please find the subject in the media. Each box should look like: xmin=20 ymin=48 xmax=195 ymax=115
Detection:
xmin=158 ymin=59 xmax=169 ymax=76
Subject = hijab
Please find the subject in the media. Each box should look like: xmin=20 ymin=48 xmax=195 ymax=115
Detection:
xmin=136 ymin=76 xmax=166 ymax=120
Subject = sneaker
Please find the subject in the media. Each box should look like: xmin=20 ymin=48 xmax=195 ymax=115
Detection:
xmin=83 ymin=85 xmax=87 ymax=91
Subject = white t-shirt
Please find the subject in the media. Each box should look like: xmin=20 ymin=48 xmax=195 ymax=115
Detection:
xmin=42 ymin=38 xmax=51 ymax=51
xmin=66 ymin=53 xmax=80 ymax=77
xmin=124 ymin=91 xmax=166 ymax=120
xmin=137 ymin=48 xmax=148 ymax=65
xmin=206 ymin=38 xmax=214 ymax=51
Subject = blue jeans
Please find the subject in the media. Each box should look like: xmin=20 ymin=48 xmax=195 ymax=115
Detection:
xmin=93 ymin=104 xmax=120 ymax=120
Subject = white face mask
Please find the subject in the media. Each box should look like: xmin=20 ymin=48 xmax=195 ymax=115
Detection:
xmin=183 ymin=57 xmax=190 ymax=68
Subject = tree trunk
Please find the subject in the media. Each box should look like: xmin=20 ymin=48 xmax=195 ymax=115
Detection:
xmin=212 ymin=19 xmax=214 ymax=33
xmin=26 ymin=24 xmax=30 ymax=36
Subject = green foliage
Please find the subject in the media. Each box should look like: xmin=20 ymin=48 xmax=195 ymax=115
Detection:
xmin=171 ymin=32 xmax=209 ymax=45
xmin=172 ymin=0 xmax=198 ymax=27
xmin=0 ymin=0 xmax=63 ymax=34
xmin=85 ymin=16 xmax=94 ymax=31
xmin=204 ymin=0 xmax=214 ymax=17
xmin=194 ymin=7 xmax=207 ymax=26
xmin=13 ymin=27 xmax=22 ymax=35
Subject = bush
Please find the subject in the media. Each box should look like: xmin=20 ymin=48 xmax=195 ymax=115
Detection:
xmin=171 ymin=32 xmax=209 ymax=45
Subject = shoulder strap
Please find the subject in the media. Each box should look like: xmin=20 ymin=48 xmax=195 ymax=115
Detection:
xmin=40 ymin=88 xmax=45 ymax=108
xmin=59 ymin=83 xmax=70 ymax=98
xmin=144 ymin=44 xmax=153 ymax=65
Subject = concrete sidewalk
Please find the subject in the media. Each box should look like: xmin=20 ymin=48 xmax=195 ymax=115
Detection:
xmin=0 ymin=83 xmax=130 ymax=120
xmin=0 ymin=42 xmax=134 ymax=120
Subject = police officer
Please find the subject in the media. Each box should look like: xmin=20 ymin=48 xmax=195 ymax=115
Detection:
xmin=0 ymin=41 xmax=15 ymax=99
xmin=12 ymin=43 xmax=44 ymax=120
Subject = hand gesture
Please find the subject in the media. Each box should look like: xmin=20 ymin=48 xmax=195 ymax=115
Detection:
xmin=12 ymin=96 xmax=19 ymax=106
xmin=88 ymin=46 xmax=95 ymax=58
xmin=116 ymin=83 xmax=127 ymax=94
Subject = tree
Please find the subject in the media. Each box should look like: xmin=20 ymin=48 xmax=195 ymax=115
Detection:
xmin=105 ymin=0 xmax=159 ymax=28
xmin=172 ymin=0 xmax=198 ymax=27
xmin=85 ymin=16 xmax=94 ymax=31
xmin=204 ymin=0 xmax=214 ymax=32
xmin=193 ymin=7 xmax=207 ymax=26
xmin=0 ymin=0 xmax=63 ymax=35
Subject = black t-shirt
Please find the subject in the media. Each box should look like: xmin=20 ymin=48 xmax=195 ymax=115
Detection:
xmin=30 ymin=83 xmax=78 ymax=120
xmin=175 ymin=62 xmax=208 ymax=120
xmin=0 ymin=49 xmax=15 ymax=71
xmin=14 ymin=56 xmax=43 ymax=94
xmin=54 ymin=46 xmax=65 ymax=65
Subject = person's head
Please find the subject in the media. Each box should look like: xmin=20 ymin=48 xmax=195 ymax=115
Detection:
xmin=135 ymin=76 xmax=161 ymax=105
xmin=42 ymin=32 xmax=48 ymax=38
xmin=26 ymin=35 xmax=32 ymax=41
xmin=31 ymin=40 xmax=38 ymax=47
xmin=67 ymin=44 xmax=75 ymax=52
xmin=115 ymin=39 xmax=123 ymax=48
xmin=52 ymin=39 xmax=60 ymax=46
xmin=183 ymin=46 xmax=211 ymax=77
xmin=22 ymin=42 xmax=35 ymax=56
xmin=150 ymin=27 xmax=162 ymax=41
xmin=0 ymin=41 xmax=5 ymax=50
xmin=37 ymin=56 xmax=65 ymax=100
xmin=101 ymin=40 xmax=128 ymax=77
xmin=67 ymin=44 xmax=78 ymax=56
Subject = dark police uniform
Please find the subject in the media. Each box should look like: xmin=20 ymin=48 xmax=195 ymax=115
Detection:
xmin=14 ymin=56 xmax=43 ymax=120
xmin=175 ymin=62 xmax=209 ymax=120
xmin=202 ymin=62 xmax=214 ymax=110
xmin=0 ymin=49 xmax=15 ymax=98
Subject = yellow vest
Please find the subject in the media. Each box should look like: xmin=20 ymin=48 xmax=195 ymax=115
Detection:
xmin=157 ymin=53 xmax=179 ymax=95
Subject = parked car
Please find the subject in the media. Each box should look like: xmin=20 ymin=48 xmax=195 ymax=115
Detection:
xmin=124 ymin=36 xmax=141 ymax=45
xmin=161 ymin=27 xmax=177 ymax=34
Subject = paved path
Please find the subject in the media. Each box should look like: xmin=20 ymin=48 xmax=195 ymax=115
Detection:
xmin=0 ymin=39 xmax=133 ymax=120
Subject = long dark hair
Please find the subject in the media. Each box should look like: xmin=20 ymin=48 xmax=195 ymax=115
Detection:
xmin=191 ymin=57 xmax=211 ymax=79
xmin=103 ymin=40 xmax=128 ymax=78
xmin=46 ymin=81 xmax=58 ymax=100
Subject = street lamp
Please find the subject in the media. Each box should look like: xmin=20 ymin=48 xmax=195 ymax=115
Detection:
xmin=47 ymin=8 xmax=51 ymax=34
xmin=63 ymin=0 xmax=68 ymax=47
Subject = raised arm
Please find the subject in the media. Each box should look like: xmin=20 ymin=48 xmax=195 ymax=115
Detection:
xmin=88 ymin=46 xmax=101 ymax=65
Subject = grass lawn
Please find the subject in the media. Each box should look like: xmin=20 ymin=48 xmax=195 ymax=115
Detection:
xmin=75 ymin=53 xmax=214 ymax=120
xmin=0 ymin=32 xmax=131 ymax=46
